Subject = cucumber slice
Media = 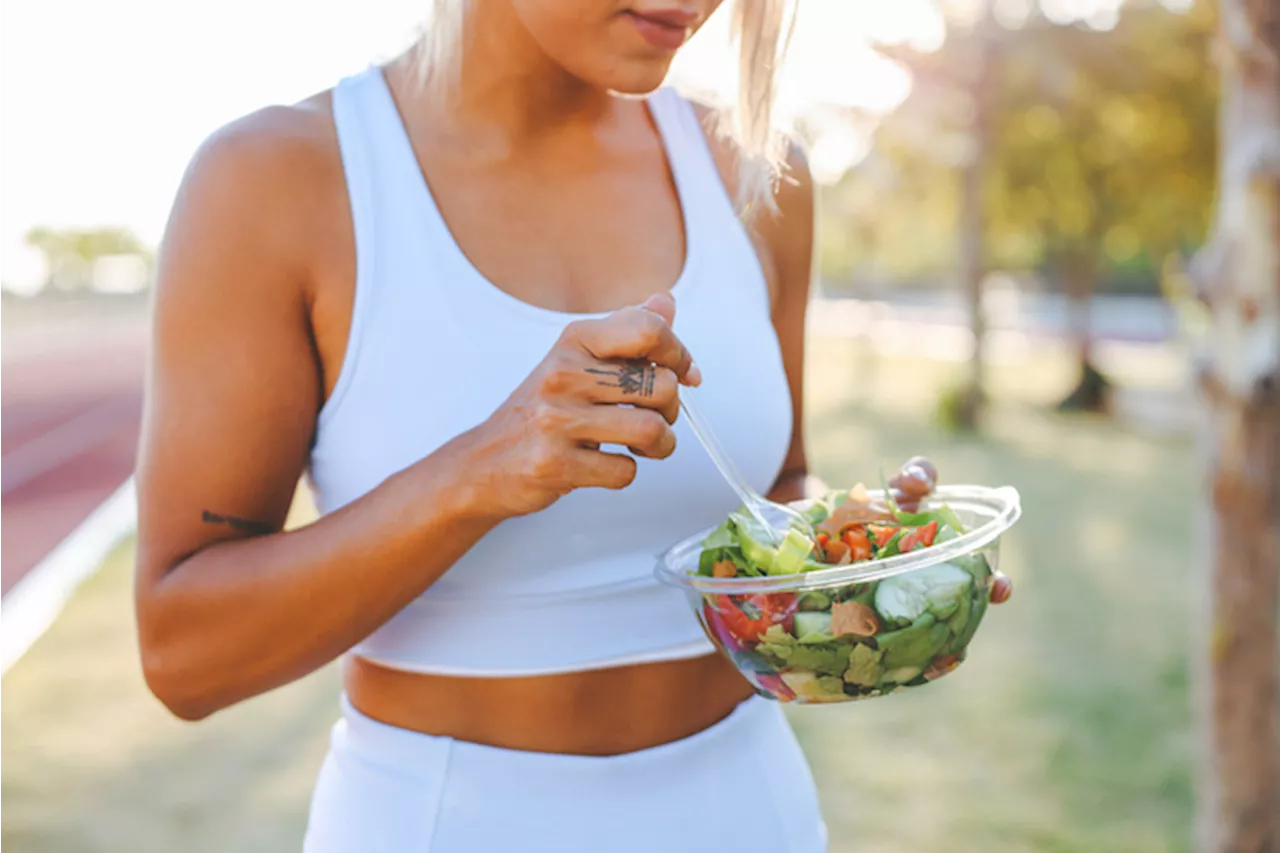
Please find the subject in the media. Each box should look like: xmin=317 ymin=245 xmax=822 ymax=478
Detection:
xmin=794 ymin=611 xmax=833 ymax=641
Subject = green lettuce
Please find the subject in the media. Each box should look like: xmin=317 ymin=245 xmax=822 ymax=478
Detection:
xmin=946 ymin=585 xmax=990 ymax=655
xmin=756 ymin=625 xmax=853 ymax=678
xmin=891 ymin=504 xmax=967 ymax=533
xmin=876 ymin=613 xmax=951 ymax=671
xmin=843 ymin=643 xmax=884 ymax=687
xmin=780 ymin=671 xmax=848 ymax=701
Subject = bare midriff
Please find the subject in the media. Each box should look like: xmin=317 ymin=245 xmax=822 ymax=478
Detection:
xmin=344 ymin=652 xmax=756 ymax=756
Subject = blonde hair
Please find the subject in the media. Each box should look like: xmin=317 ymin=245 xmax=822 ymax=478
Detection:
xmin=413 ymin=0 xmax=796 ymax=215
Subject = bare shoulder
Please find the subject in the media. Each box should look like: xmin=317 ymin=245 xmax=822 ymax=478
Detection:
xmin=684 ymin=99 xmax=814 ymax=305
xmin=685 ymin=99 xmax=813 ymax=214
xmin=161 ymin=92 xmax=346 ymax=297
xmin=187 ymin=93 xmax=339 ymax=197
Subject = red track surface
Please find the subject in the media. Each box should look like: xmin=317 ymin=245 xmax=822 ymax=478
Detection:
xmin=2 ymin=320 xmax=146 ymax=596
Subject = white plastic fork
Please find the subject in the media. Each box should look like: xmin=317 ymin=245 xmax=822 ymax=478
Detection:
xmin=679 ymin=391 xmax=814 ymax=546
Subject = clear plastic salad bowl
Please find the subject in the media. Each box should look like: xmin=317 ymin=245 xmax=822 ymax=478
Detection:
xmin=655 ymin=485 xmax=1022 ymax=704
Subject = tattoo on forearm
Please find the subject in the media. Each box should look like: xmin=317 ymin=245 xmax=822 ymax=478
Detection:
xmin=586 ymin=364 xmax=655 ymax=397
xmin=201 ymin=510 xmax=274 ymax=535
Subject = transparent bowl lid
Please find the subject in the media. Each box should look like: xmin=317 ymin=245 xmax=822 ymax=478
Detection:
xmin=655 ymin=485 xmax=1022 ymax=595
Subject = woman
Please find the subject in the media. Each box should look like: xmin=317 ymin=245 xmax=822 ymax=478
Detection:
xmin=134 ymin=1 xmax=1010 ymax=850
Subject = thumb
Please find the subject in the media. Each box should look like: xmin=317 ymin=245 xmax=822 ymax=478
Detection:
xmin=639 ymin=291 xmax=676 ymax=326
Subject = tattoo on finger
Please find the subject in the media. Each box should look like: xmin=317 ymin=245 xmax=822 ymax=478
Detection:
xmin=585 ymin=364 xmax=655 ymax=397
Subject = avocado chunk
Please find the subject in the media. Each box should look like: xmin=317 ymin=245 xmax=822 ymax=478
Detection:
xmin=772 ymin=527 xmax=816 ymax=574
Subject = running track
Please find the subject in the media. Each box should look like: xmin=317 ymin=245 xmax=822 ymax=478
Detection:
xmin=2 ymin=312 xmax=146 ymax=598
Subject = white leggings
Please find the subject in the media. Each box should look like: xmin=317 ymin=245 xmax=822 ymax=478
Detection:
xmin=304 ymin=694 xmax=828 ymax=852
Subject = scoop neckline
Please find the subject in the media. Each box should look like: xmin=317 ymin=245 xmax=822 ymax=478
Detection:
xmin=369 ymin=67 xmax=701 ymax=325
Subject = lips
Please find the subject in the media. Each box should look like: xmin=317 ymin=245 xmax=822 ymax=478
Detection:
xmin=626 ymin=9 xmax=695 ymax=51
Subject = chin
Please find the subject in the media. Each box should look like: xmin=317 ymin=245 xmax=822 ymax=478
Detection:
xmin=596 ymin=63 xmax=673 ymax=97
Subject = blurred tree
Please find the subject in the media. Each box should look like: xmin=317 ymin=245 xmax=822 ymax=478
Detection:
xmin=23 ymin=225 xmax=151 ymax=292
xmin=955 ymin=6 xmax=995 ymax=429
xmin=1185 ymin=0 xmax=1280 ymax=848
xmin=867 ymin=0 xmax=1216 ymax=414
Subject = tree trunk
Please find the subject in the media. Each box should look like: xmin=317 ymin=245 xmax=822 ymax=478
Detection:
xmin=955 ymin=9 xmax=996 ymax=430
xmin=1190 ymin=0 xmax=1280 ymax=849
xmin=1056 ymin=254 xmax=1113 ymax=413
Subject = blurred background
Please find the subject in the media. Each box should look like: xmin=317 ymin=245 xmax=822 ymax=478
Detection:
xmin=1 ymin=0 xmax=1263 ymax=851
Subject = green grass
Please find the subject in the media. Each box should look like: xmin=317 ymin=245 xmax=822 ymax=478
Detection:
xmin=795 ymin=339 xmax=1195 ymax=853
xmin=0 ymin=339 xmax=1196 ymax=852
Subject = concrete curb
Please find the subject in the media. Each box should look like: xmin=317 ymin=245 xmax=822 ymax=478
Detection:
xmin=1 ymin=476 xmax=138 ymax=676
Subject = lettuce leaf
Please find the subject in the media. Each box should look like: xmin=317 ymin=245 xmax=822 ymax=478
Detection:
xmin=843 ymin=643 xmax=884 ymax=687
xmin=697 ymin=546 xmax=756 ymax=577
xmin=877 ymin=613 xmax=951 ymax=671
xmin=756 ymin=625 xmax=853 ymax=678
xmin=780 ymin=671 xmax=848 ymax=702
xmin=701 ymin=519 xmax=738 ymax=550
xmin=892 ymin=504 xmax=967 ymax=533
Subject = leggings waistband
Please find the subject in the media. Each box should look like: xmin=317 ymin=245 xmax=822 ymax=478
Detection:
xmin=335 ymin=691 xmax=775 ymax=782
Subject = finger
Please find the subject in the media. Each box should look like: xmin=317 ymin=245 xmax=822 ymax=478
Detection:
xmin=566 ymin=309 xmax=701 ymax=387
xmin=571 ymin=447 xmax=638 ymax=490
xmin=989 ymin=572 xmax=1012 ymax=604
xmin=573 ymin=407 xmax=676 ymax=460
xmin=639 ymin=291 xmax=676 ymax=326
xmin=582 ymin=363 xmax=680 ymax=423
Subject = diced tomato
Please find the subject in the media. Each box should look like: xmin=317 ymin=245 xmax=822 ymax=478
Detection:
xmin=702 ymin=601 xmax=749 ymax=651
xmin=919 ymin=520 xmax=939 ymax=546
xmin=898 ymin=520 xmax=940 ymax=553
xmin=711 ymin=559 xmax=738 ymax=579
xmin=822 ymin=537 xmax=850 ymax=564
xmin=704 ymin=593 xmax=798 ymax=645
xmin=841 ymin=527 xmax=872 ymax=562
xmin=867 ymin=524 xmax=899 ymax=548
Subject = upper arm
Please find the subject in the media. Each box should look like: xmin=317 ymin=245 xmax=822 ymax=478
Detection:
xmin=750 ymin=141 xmax=817 ymax=477
xmin=136 ymin=104 xmax=341 ymax=594
xmin=764 ymin=142 xmax=818 ymax=475
xmin=689 ymin=103 xmax=817 ymax=477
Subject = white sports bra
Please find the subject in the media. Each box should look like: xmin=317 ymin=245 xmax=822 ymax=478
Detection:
xmin=307 ymin=67 xmax=793 ymax=676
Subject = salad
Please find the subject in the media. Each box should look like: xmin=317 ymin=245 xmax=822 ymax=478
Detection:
xmin=695 ymin=458 xmax=997 ymax=703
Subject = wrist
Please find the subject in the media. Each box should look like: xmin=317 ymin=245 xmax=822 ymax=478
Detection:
xmin=418 ymin=428 xmax=510 ymax=530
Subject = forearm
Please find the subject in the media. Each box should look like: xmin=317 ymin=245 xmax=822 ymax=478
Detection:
xmin=767 ymin=466 xmax=829 ymax=503
xmin=139 ymin=438 xmax=497 ymax=719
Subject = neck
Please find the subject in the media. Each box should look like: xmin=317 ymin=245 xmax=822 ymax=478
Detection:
xmin=402 ymin=0 xmax=616 ymax=145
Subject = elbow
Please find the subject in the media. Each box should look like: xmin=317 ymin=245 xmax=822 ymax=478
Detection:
xmin=136 ymin=559 xmax=223 ymax=721
xmin=137 ymin=595 xmax=225 ymax=721
xmin=139 ymin=640 xmax=217 ymax=722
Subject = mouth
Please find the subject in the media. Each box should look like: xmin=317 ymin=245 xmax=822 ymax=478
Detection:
xmin=623 ymin=9 xmax=696 ymax=52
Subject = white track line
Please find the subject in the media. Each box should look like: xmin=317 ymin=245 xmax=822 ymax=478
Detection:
xmin=1 ymin=476 xmax=138 ymax=676
xmin=1 ymin=399 xmax=134 ymax=494
xmin=0 ymin=404 xmax=80 ymax=445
